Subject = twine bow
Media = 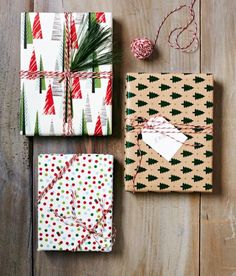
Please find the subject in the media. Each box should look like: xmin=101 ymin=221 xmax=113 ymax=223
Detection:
xmin=51 ymin=191 xmax=114 ymax=251
xmin=20 ymin=12 xmax=112 ymax=135
xmin=126 ymin=115 xmax=213 ymax=191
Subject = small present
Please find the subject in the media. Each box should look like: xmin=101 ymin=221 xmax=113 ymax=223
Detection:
xmin=38 ymin=154 xmax=114 ymax=251
xmin=20 ymin=12 xmax=112 ymax=136
xmin=125 ymin=73 xmax=213 ymax=192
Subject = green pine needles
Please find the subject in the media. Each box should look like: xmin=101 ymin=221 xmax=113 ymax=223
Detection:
xmin=70 ymin=18 xmax=113 ymax=72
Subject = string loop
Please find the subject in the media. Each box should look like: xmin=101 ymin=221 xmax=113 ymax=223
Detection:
xmin=131 ymin=0 xmax=199 ymax=59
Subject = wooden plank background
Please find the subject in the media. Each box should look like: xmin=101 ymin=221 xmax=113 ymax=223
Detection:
xmin=0 ymin=0 xmax=235 ymax=275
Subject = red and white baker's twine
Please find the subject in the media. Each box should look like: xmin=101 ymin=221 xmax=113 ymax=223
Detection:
xmin=130 ymin=0 xmax=199 ymax=59
xmin=126 ymin=115 xmax=213 ymax=191
xmin=63 ymin=12 xmax=73 ymax=135
xmin=51 ymin=193 xmax=114 ymax=251
xmin=20 ymin=12 xmax=112 ymax=135
xmin=37 ymin=154 xmax=78 ymax=204
xmin=38 ymin=155 xmax=116 ymax=251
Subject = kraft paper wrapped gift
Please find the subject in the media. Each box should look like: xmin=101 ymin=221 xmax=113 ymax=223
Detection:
xmin=20 ymin=12 xmax=112 ymax=136
xmin=125 ymin=73 xmax=214 ymax=192
xmin=38 ymin=154 xmax=114 ymax=251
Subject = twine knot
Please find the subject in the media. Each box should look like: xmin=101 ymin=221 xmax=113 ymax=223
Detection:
xmin=130 ymin=38 xmax=154 ymax=60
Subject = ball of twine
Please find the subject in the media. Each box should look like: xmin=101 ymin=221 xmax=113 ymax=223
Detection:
xmin=130 ymin=38 xmax=154 ymax=60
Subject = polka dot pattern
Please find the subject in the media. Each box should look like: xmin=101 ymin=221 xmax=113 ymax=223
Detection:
xmin=38 ymin=154 xmax=113 ymax=252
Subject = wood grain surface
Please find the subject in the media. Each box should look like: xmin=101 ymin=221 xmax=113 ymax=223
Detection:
xmin=0 ymin=1 xmax=33 ymax=276
xmin=0 ymin=0 xmax=235 ymax=275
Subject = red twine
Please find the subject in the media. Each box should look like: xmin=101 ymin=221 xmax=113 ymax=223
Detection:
xmin=37 ymin=154 xmax=78 ymax=204
xmin=130 ymin=0 xmax=199 ymax=59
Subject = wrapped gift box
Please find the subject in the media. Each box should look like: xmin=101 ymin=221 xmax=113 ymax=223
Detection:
xmin=20 ymin=12 xmax=112 ymax=136
xmin=125 ymin=73 xmax=214 ymax=192
xmin=38 ymin=154 xmax=114 ymax=251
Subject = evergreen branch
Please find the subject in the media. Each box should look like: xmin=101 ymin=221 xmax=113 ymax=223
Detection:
xmin=70 ymin=18 xmax=115 ymax=72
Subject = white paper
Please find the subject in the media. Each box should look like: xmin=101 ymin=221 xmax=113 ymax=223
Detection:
xmin=142 ymin=116 xmax=187 ymax=161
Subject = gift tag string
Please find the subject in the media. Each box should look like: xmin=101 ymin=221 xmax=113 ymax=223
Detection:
xmin=131 ymin=0 xmax=199 ymax=59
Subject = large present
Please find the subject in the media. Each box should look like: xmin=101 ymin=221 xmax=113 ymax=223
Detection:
xmin=20 ymin=12 xmax=112 ymax=136
xmin=125 ymin=73 xmax=213 ymax=192
xmin=38 ymin=153 xmax=114 ymax=251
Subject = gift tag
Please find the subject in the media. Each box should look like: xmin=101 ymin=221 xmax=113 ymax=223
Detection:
xmin=142 ymin=117 xmax=187 ymax=161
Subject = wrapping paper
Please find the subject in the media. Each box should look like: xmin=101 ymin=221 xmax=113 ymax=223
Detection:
xmin=20 ymin=12 xmax=112 ymax=136
xmin=38 ymin=154 xmax=114 ymax=251
xmin=125 ymin=73 xmax=214 ymax=192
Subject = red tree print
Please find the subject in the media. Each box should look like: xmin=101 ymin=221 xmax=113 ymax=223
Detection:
xmin=70 ymin=19 xmax=78 ymax=49
xmin=94 ymin=115 xmax=103 ymax=136
xmin=105 ymin=79 xmax=112 ymax=105
xmin=71 ymin=77 xmax=82 ymax=99
xmin=96 ymin=12 xmax=106 ymax=23
xmin=29 ymin=49 xmax=38 ymax=71
xmin=33 ymin=13 xmax=43 ymax=39
xmin=43 ymin=84 xmax=56 ymax=115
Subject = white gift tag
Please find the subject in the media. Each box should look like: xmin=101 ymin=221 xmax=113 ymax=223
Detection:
xmin=142 ymin=116 xmax=187 ymax=161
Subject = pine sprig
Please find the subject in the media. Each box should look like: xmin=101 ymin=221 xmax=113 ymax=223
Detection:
xmin=70 ymin=18 xmax=113 ymax=72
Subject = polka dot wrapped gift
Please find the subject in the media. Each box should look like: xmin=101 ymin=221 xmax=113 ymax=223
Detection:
xmin=38 ymin=153 xmax=114 ymax=252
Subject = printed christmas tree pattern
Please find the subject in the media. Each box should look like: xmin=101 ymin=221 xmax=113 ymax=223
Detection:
xmin=44 ymin=84 xmax=56 ymax=115
xmin=29 ymin=49 xmax=37 ymax=72
xmin=85 ymin=94 xmax=92 ymax=122
xmin=33 ymin=13 xmax=43 ymax=39
xmin=20 ymin=12 xmax=113 ymax=136
xmin=81 ymin=109 xmax=88 ymax=135
xmin=70 ymin=19 xmax=79 ymax=48
xmin=51 ymin=14 xmax=62 ymax=40
xmin=105 ymin=79 xmax=112 ymax=105
xmin=39 ymin=55 xmax=46 ymax=94
xmin=34 ymin=111 xmax=40 ymax=135
xmin=94 ymin=115 xmax=103 ymax=136
xmin=106 ymin=119 xmax=112 ymax=135
xmin=125 ymin=73 xmax=213 ymax=192
xmin=49 ymin=119 xmax=55 ymax=135
xmin=100 ymin=99 xmax=107 ymax=126
xmin=24 ymin=12 xmax=33 ymax=48
xmin=74 ymin=13 xmax=85 ymax=25
xmin=52 ymin=60 xmax=63 ymax=97
xmin=96 ymin=12 xmax=106 ymax=23
xmin=71 ymin=77 xmax=82 ymax=99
